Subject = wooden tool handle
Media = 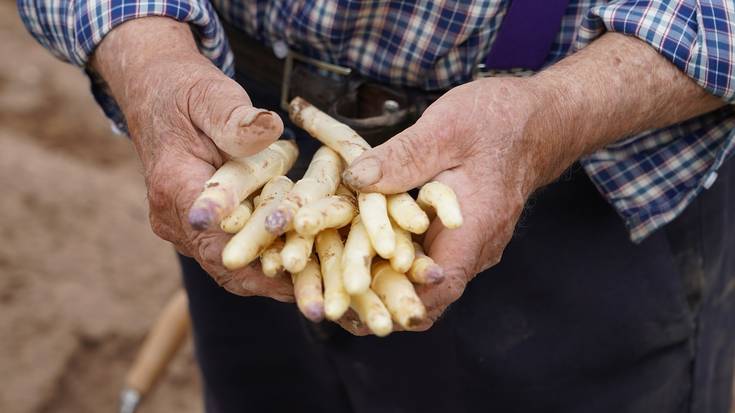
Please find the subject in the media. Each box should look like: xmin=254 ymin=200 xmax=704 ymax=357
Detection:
xmin=125 ymin=289 xmax=191 ymax=395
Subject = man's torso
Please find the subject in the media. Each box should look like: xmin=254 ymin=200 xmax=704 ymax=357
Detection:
xmin=213 ymin=0 xmax=604 ymax=89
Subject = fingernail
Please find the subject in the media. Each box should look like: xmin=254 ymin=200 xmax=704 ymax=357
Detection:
xmin=237 ymin=108 xmax=270 ymax=127
xmin=245 ymin=111 xmax=282 ymax=136
xmin=221 ymin=109 xmax=283 ymax=157
xmin=343 ymin=157 xmax=382 ymax=190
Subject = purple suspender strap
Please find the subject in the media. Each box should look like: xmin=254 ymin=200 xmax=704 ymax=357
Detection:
xmin=484 ymin=0 xmax=572 ymax=71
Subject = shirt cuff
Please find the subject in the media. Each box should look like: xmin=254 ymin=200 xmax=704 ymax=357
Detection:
xmin=576 ymin=0 xmax=735 ymax=103
xmin=19 ymin=0 xmax=234 ymax=134
xmin=581 ymin=107 xmax=735 ymax=243
xmin=573 ymin=1 xmax=735 ymax=242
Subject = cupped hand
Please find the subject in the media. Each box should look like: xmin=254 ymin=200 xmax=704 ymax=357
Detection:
xmin=342 ymin=77 xmax=565 ymax=330
xmin=92 ymin=17 xmax=293 ymax=301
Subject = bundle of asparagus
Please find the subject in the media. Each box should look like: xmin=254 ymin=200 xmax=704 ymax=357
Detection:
xmin=188 ymin=97 xmax=462 ymax=336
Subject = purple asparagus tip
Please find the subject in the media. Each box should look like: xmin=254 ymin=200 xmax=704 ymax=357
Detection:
xmin=264 ymin=209 xmax=289 ymax=235
xmin=303 ymin=302 xmax=325 ymax=323
xmin=426 ymin=265 xmax=445 ymax=284
xmin=188 ymin=200 xmax=219 ymax=231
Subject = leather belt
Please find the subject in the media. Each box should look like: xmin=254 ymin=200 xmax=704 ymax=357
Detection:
xmin=223 ymin=22 xmax=443 ymax=146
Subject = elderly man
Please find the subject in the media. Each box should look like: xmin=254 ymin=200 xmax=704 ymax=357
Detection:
xmin=19 ymin=0 xmax=735 ymax=412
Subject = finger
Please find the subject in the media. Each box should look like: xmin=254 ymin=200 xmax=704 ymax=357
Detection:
xmin=187 ymin=75 xmax=283 ymax=158
xmin=342 ymin=110 xmax=462 ymax=193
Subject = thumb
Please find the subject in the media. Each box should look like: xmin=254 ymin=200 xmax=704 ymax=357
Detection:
xmin=188 ymin=75 xmax=283 ymax=158
xmin=342 ymin=117 xmax=459 ymax=193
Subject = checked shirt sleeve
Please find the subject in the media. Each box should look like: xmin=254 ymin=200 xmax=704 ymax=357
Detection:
xmin=17 ymin=0 xmax=234 ymax=133
xmin=575 ymin=1 xmax=735 ymax=242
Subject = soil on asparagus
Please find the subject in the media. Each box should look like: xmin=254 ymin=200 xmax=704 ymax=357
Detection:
xmin=0 ymin=3 xmax=200 ymax=412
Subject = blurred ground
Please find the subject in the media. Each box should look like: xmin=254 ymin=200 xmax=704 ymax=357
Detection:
xmin=0 ymin=2 xmax=200 ymax=412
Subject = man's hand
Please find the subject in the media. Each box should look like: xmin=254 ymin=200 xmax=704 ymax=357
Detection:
xmin=92 ymin=17 xmax=293 ymax=301
xmin=343 ymin=33 xmax=725 ymax=331
xmin=342 ymin=77 xmax=538 ymax=330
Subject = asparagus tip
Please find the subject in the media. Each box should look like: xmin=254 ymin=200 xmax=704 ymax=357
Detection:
xmin=189 ymin=210 xmax=212 ymax=230
xmin=425 ymin=265 xmax=445 ymax=284
xmin=303 ymin=302 xmax=325 ymax=323
xmin=264 ymin=209 xmax=289 ymax=235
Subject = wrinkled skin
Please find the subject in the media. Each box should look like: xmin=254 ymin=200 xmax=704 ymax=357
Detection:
xmin=339 ymin=33 xmax=724 ymax=335
xmin=93 ymin=17 xmax=293 ymax=301
xmin=337 ymin=78 xmax=538 ymax=334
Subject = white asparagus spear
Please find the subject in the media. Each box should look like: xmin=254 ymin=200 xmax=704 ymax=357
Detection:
xmin=371 ymin=260 xmax=427 ymax=329
xmin=189 ymin=140 xmax=298 ymax=230
xmin=288 ymin=98 xmax=398 ymax=257
xmin=358 ymin=193 xmax=395 ymax=258
xmin=260 ymin=238 xmax=285 ymax=277
xmin=221 ymin=176 xmax=294 ymax=270
xmin=294 ymin=185 xmax=357 ymax=236
xmin=386 ymin=193 xmax=429 ymax=234
xmin=341 ymin=216 xmax=375 ymax=295
xmin=265 ymin=146 xmax=343 ymax=235
xmin=281 ymin=231 xmax=315 ymax=274
xmin=288 ymin=97 xmax=370 ymax=164
xmin=389 ymin=224 xmax=415 ymax=273
xmin=407 ymin=242 xmax=444 ymax=284
xmin=315 ymin=229 xmax=351 ymax=320
xmin=291 ymin=257 xmax=325 ymax=322
xmin=417 ymin=181 xmax=463 ymax=229
xmin=219 ymin=199 xmax=254 ymax=234
xmin=350 ymin=289 xmax=393 ymax=337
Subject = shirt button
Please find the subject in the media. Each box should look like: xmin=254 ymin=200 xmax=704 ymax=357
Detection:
xmin=704 ymin=171 xmax=718 ymax=189
xmin=272 ymin=40 xmax=289 ymax=59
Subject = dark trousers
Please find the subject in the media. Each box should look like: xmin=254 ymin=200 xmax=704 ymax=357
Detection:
xmin=181 ymin=152 xmax=735 ymax=412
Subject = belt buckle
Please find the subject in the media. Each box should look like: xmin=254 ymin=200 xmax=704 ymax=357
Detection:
xmin=280 ymin=49 xmax=352 ymax=111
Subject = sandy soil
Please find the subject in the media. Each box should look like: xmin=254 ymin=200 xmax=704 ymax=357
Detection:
xmin=0 ymin=2 xmax=200 ymax=412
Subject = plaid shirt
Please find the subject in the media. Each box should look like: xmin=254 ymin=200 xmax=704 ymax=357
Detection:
xmin=18 ymin=0 xmax=735 ymax=242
